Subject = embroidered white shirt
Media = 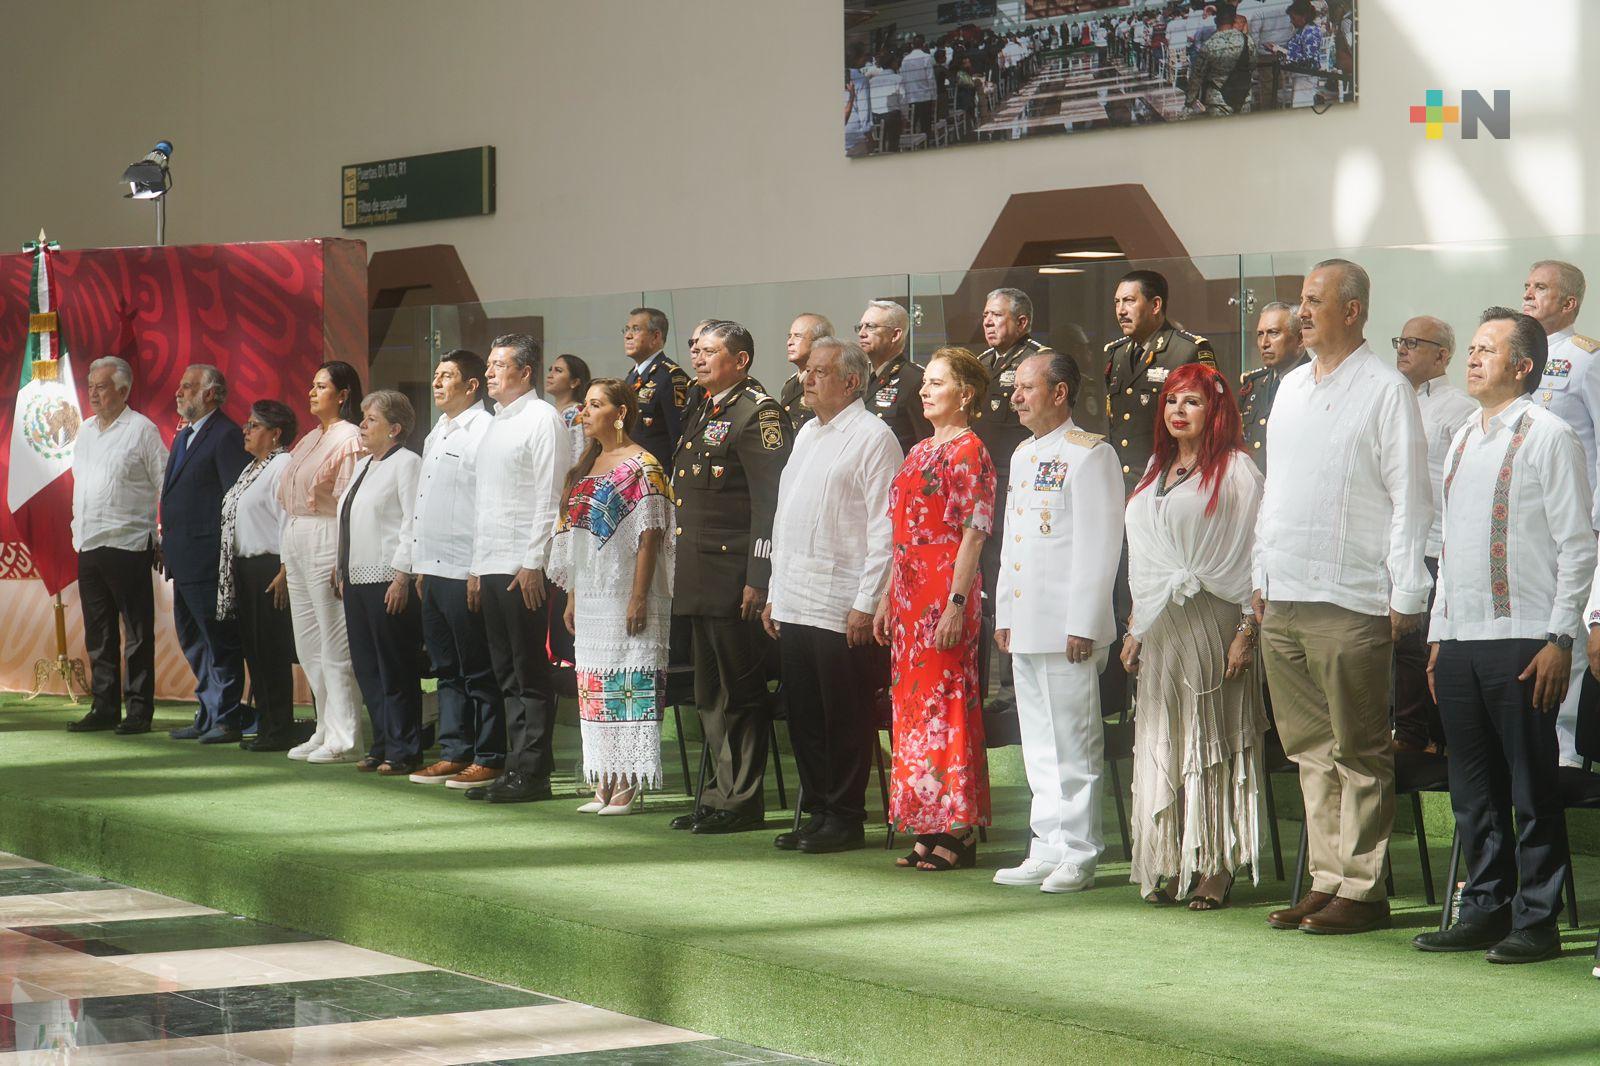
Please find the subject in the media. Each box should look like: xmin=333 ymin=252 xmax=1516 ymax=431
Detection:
xmin=71 ymin=407 xmax=166 ymax=553
xmin=393 ymin=406 xmax=490 ymax=580
xmin=1430 ymin=397 xmax=1595 ymax=642
xmin=1253 ymin=343 xmax=1434 ymax=617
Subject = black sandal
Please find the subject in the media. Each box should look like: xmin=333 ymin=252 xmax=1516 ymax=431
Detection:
xmin=1144 ymin=873 xmax=1196 ymax=905
xmin=896 ymin=834 xmax=936 ymax=868
xmin=916 ymin=831 xmax=977 ymax=871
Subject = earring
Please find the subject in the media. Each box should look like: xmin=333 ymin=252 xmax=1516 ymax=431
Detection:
xmin=613 ymin=418 xmax=625 ymax=431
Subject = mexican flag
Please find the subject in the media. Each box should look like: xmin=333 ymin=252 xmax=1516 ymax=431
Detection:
xmin=6 ymin=239 xmax=81 ymax=595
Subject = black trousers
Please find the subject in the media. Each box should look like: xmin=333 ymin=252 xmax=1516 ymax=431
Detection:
xmin=1435 ymin=639 xmax=1570 ymax=931
xmin=480 ymin=575 xmax=556 ymax=780
xmin=234 ymin=553 xmax=296 ymax=743
xmin=780 ymin=623 xmax=879 ymax=825
xmin=1392 ymin=557 xmax=1445 ymax=749
xmin=690 ymin=614 xmax=771 ymax=817
xmin=77 ymin=546 xmax=156 ymax=724
xmin=421 ymin=576 xmax=505 ymax=767
xmin=342 ymin=581 xmax=423 ymax=764
xmin=545 ymin=581 xmax=575 ymax=665
xmin=171 ymin=575 xmax=247 ymax=733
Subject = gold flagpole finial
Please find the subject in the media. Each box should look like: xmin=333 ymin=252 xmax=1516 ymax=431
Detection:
xmin=37 ymin=228 xmax=46 ymax=245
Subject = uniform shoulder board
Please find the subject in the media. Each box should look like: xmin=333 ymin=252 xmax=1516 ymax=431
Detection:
xmin=1104 ymin=337 xmax=1125 ymax=353
xmin=668 ymin=362 xmax=691 ymax=381
xmin=1242 ymin=366 xmax=1269 ymax=382
xmin=1574 ymin=334 xmax=1600 ymax=353
xmin=1064 ymin=429 xmax=1106 ymax=448
xmin=1026 ymin=337 xmax=1050 ymax=351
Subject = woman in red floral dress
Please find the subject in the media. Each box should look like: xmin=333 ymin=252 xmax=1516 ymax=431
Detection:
xmin=873 ymin=347 xmax=996 ymax=871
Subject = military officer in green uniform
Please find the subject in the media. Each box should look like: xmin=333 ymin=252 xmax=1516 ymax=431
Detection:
xmin=857 ymin=299 xmax=933 ymax=454
xmin=778 ymin=312 xmax=833 ymax=431
xmin=1104 ymin=269 xmax=1217 ymax=493
xmin=1239 ymin=301 xmax=1309 ymax=470
xmin=622 ymin=306 xmax=691 ymax=466
xmin=668 ymin=320 xmax=792 ymax=835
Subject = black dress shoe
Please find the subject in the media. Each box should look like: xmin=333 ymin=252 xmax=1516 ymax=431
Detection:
xmin=486 ymin=773 xmax=553 ymax=804
xmin=114 ymin=719 xmax=152 ymax=736
xmin=168 ymin=725 xmax=203 ymax=740
xmin=1485 ymin=927 xmax=1562 ymax=964
xmin=67 ymin=714 xmax=117 ymax=733
xmin=669 ymin=807 xmax=714 ymax=831
xmin=798 ymin=820 xmax=866 ymax=854
xmin=198 ymin=727 xmax=243 ymax=745
xmin=241 ymin=736 xmax=295 ymax=752
xmin=692 ymin=809 xmax=765 ymax=835
xmin=1413 ymin=919 xmax=1511 ymax=952
xmin=774 ymin=813 xmax=826 ymax=850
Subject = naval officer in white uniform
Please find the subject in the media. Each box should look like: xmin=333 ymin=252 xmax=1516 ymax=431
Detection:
xmin=1523 ymin=259 xmax=1600 ymax=764
xmin=992 ymin=350 xmax=1125 ymax=894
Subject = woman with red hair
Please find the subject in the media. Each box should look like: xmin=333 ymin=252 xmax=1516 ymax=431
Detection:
xmin=1122 ymin=361 xmax=1268 ymax=910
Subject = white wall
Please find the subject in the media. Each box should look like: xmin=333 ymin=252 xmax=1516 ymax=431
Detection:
xmin=4 ymin=0 xmax=1597 ymax=314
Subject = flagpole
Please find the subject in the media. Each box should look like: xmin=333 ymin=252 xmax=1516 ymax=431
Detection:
xmin=27 ymin=593 xmax=86 ymax=703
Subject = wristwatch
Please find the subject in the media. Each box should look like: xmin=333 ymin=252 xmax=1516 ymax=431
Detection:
xmin=1547 ymin=632 xmax=1574 ymax=650
xmin=949 ymin=592 xmax=967 ymax=607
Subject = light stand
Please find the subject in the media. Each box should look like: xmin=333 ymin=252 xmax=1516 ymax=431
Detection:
xmin=121 ymin=140 xmax=174 ymax=246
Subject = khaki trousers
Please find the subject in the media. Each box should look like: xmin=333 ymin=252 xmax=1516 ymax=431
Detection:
xmin=1261 ymin=601 xmax=1395 ymax=902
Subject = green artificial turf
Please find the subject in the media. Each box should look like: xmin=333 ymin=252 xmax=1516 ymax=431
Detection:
xmin=2 ymin=694 xmax=1598 ymax=1065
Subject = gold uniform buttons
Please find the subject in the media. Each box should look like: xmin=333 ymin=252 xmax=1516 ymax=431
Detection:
xmin=1122 ymin=464 xmax=1131 ymax=473
xmin=720 ymin=544 xmax=728 ymax=552
xmin=1120 ymin=438 xmax=1129 ymax=447
xmin=1253 ymin=442 xmax=1262 ymax=450
xmin=1124 ymin=387 xmax=1133 ymax=395
xmin=1122 ymin=412 xmax=1131 ymax=421
xmin=674 ymin=526 xmax=683 ymax=535
xmin=1013 ymin=589 xmax=1021 ymax=598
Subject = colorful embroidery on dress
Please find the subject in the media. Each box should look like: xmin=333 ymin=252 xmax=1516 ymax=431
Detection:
xmin=560 ymin=457 xmax=672 ymax=548
xmin=577 ymin=667 xmax=665 ymax=724
xmin=1489 ymin=413 xmax=1534 ymax=618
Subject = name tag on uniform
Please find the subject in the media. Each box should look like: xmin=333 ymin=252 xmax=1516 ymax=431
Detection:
xmin=1034 ymin=460 xmax=1068 ymax=490
xmin=1148 ymin=366 xmax=1169 ymax=383
xmin=1544 ymin=358 xmax=1572 ymax=380
xmin=875 ymin=385 xmax=898 ymax=407
xmin=703 ymin=420 xmax=732 ymax=446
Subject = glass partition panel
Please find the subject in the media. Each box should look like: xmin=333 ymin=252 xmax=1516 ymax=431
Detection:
xmin=911 ymin=254 xmax=1245 ymax=436
xmin=367 ymin=302 xmax=435 ymax=451
xmin=645 ymin=274 xmax=912 ymax=397
xmin=1244 ymin=234 xmax=1600 ymax=387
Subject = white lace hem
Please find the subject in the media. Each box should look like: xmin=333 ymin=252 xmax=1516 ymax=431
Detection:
xmin=581 ymin=720 xmax=663 ymax=788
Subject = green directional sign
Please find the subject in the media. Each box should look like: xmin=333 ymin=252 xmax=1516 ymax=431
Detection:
xmin=341 ymin=146 xmax=495 ymax=228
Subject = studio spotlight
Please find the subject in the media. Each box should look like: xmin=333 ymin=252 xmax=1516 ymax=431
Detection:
xmin=120 ymin=140 xmax=174 ymax=244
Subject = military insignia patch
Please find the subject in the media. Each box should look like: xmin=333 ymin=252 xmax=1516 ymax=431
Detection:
xmin=1034 ymin=461 xmax=1068 ymax=490
xmin=711 ymin=464 xmax=724 ymax=478
xmin=759 ymin=409 xmax=784 ymax=451
xmin=703 ymin=420 xmax=732 ymax=446
xmin=1149 ymin=366 xmax=1169 ymax=383
xmin=990 ymin=398 xmax=1002 ymax=411
xmin=875 ymin=385 xmax=898 ymax=407
xmin=673 ymin=384 xmax=688 ymax=406
xmin=999 ymin=370 xmax=1017 ymax=387
xmin=1544 ymin=358 xmax=1572 ymax=380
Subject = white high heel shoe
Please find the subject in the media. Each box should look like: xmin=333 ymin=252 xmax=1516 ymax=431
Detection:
xmin=576 ymin=797 xmax=607 ymax=813
xmin=597 ymin=788 xmax=642 ymax=816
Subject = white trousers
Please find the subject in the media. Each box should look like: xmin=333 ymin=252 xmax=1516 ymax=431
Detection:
xmin=1556 ymin=642 xmax=1588 ymax=767
xmin=1013 ymin=647 xmax=1108 ymax=868
xmin=281 ymin=515 xmax=362 ymax=753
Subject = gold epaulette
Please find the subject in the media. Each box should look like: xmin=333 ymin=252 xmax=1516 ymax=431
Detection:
xmin=1064 ymin=429 xmax=1106 ymax=448
xmin=1574 ymin=334 xmax=1599 ymax=354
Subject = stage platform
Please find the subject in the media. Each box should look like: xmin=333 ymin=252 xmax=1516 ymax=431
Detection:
xmin=2 ymin=693 xmax=1597 ymax=1065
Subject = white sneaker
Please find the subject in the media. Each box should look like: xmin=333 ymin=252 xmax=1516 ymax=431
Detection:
xmin=287 ymin=738 xmax=322 ymax=761
xmin=1041 ymin=864 xmax=1095 ymax=894
xmin=993 ymin=857 xmax=1058 ymax=886
xmin=305 ymin=747 xmax=350 ymax=764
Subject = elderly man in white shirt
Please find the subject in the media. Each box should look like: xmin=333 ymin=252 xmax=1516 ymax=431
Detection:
xmin=465 ymin=333 xmax=573 ymax=803
xmin=762 ymin=337 xmax=901 ymax=855
xmin=993 ymin=352 xmax=1124 ymax=894
xmin=1521 ymin=259 xmax=1600 ymax=765
xmin=69 ymin=356 xmax=166 ymax=735
xmin=395 ymin=350 xmax=504 ymax=791
xmin=899 ymin=35 xmax=936 ymax=136
xmin=1254 ymin=259 xmax=1433 ymax=936
xmin=1390 ymin=315 xmax=1477 ymax=756
xmin=1415 ymin=308 xmax=1593 ymax=965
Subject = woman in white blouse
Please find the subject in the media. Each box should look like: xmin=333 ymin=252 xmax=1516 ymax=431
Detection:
xmin=219 ymin=400 xmax=298 ymax=752
xmin=1122 ymin=362 xmax=1267 ymax=911
xmin=336 ymin=390 xmax=425 ymax=776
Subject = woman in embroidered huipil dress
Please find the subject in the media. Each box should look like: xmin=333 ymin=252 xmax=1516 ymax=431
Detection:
xmin=873 ymin=348 xmax=996 ymax=871
xmin=549 ymin=379 xmax=674 ymax=815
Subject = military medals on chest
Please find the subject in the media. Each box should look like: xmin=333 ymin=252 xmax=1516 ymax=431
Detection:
xmin=1025 ymin=438 xmax=1069 ymax=536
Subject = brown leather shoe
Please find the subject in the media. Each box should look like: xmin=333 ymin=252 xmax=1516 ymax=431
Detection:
xmin=1266 ymin=891 xmax=1334 ymax=930
xmin=409 ymin=759 xmax=471 ymax=784
xmin=445 ymin=764 xmax=503 ymax=790
xmin=1299 ymin=896 xmax=1391 ymax=935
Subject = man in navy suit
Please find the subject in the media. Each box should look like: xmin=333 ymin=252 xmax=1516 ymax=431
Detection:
xmin=161 ymin=364 xmax=251 ymax=743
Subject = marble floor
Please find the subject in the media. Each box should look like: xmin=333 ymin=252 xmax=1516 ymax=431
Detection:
xmin=0 ymin=853 xmax=818 ymax=1064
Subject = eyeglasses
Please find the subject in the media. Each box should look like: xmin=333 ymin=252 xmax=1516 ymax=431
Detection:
xmin=1391 ymin=336 xmax=1446 ymax=352
xmin=855 ymin=323 xmax=889 ymax=333
xmin=622 ymin=326 xmax=654 ymax=337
